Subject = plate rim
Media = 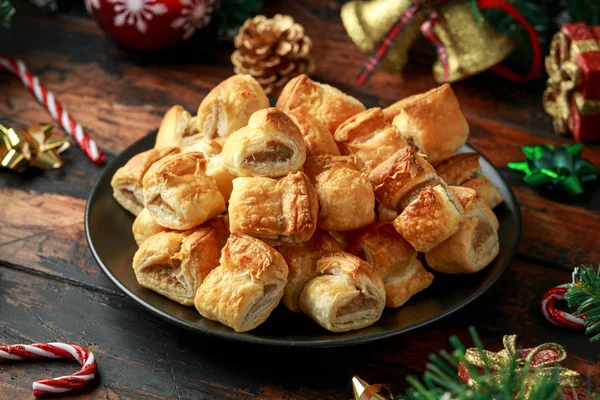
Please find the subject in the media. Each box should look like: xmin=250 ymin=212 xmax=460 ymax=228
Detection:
xmin=85 ymin=132 xmax=521 ymax=348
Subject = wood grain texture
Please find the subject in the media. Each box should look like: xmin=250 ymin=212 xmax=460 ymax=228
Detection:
xmin=0 ymin=0 xmax=599 ymax=398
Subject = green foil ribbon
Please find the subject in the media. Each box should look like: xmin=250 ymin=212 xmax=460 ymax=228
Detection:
xmin=507 ymin=143 xmax=597 ymax=195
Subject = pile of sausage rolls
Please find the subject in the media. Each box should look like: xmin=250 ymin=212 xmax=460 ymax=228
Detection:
xmin=111 ymin=74 xmax=504 ymax=333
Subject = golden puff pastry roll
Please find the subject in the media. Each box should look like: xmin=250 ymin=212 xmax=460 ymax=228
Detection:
xmin=304 ymin=155 xmax=375 ymax=231
xmin=277 ymin=231 xmax=342 ymax=312
xmin=206 ymin=154 xmax=235 ymax=202
xmin=286 ymin=108 xmax=341 ymax=156
xmin=196 ymin=74 xmax=269 ymax=140
xmin=426 ymin=187 xmax=499 ymax=274
xmin=392 ymin=183 xmax=465 ymax=252
xmin=391 ymin=84 xmax=469 ymax=164
xmin=348 ymin=223 xmax=433 ymax=308
xmin=180 ymin=136 xmax=223 ymax=158
xmin=228 ymin=171 xmax=319 ymax=244
xmin=327 ymin=229 xmax=363 ymax=251
xmin=143 ymin=152 xmax=226 ymax=230
xmin=299 ymin=252 xmax=385 ymax=332
xmin=111 ymin=147 xmax=179 ymax=216
xmin=334 ymin=108 xmax=408 ymax=173
xmin=132 ymin=208 xmax=170 ymax=246
xmin=434 ymin=153 xmax=503 ymax=209
xmin=382 ymin=93 xmax=421 ymax=123
xmin=276 ymin=74 xmax=366 ymax=133
xmin=154 ymin=105 xmax=197 ymax=150
xmin=194 ymin=233 xmax=288 ymax=332
xmin=368 ymin=147 xmax=438 ymax=212
xmin=221 ymin=108 xmax=307 ymax=178
xmin=132 ymin=227 xmax=224 ymax=306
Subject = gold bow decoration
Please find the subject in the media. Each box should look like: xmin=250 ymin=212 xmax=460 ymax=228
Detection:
xmin=543 ymin=31 xmax=600 ymax=135
xmin=463 ymin=334 xmax=581 ymax=394
xmin=351 ymin=376 xmax=394 ymax=400
xmin=0 ymin=123 xmax=70 ymax=171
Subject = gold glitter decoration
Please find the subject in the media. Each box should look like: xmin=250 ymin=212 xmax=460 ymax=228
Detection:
xmin=341 ymin=0 xmax=425 ymax=72
xmin=431 ymin=0 xmax=514 ymax=83
xmin=464 ymin=335 xmax=581 ymax=395
xmin=351 ymin=376 xmax=394 ymax=400
xmin=543 ymin=32 xmax=600 ymax=135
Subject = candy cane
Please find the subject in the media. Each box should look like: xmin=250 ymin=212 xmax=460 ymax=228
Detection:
xmin=0 ymin=342 xmax=97 ymax=397
xmin=540 ymin=284 xmax=586 ymax=329
xmin=0 ymin=56 xmax=105 ymax=165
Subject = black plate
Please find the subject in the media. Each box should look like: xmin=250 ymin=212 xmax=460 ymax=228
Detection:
xmin=85 ymin=131 xmax=521 ymax=348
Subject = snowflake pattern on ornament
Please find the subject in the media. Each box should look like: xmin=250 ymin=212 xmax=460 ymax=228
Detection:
xmin=170 ymin=0 xmax=218 ymax=40
xmin=109 ymin=0 xmax=168 ymax=34
xmin=85 ymin=0 xmax=101 ymax=14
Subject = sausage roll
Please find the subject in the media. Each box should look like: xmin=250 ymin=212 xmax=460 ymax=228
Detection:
xmin=194 ymin=233 xmax=288 ymax=332
xmin=299 ymin=252 xmax=385 ymax=332
xmin=334 ymin=108 xmax=407 ymax=173
xmin=382 ymin=93 xmax=421 ymax=123
xmin=348 ymin=223 xmax=433 ymax=308
xmin=154 ymin=105 xmax=197 ymax=150
xmin=434 ymin=153 xmax=503 ymax=209
xmin=228 ymin=171 xmax=319 ymax=244
xmin=180 ymin=136 xmax=223 ymax=159
xmin=276 ymin=74 xmax=366 ymax=133
xmin=221 ymin=108 xmax=307 ymax=178
xmin=277 ymin=230 xmax=342 ymax=312
xmin=132 ymin=227 xmax=224 ymax=306
xmin=377 ymin=204 xmax=398 ymax=223
xmin=327 ymin=229 xmax=364 ymax=251
xmin=426 ymin=187 xmax=499 ymax=274
xmin=143 ymin=152 xmax=226 ymax=230
xmin=286 ymin=108 xmax=341 ymax=156
xmin=391 ymin=84 xmax=469 ymax=164
xmin=111 ymin=147 xmax=179 ymax=216
xmin=206 ymin=154 xmax=235 ymax=203
xmin=304 ymin=155 xmax=375 ymax=231
xmin=132 ymin=208 xmax=170 ymax=246
xmin=196 ymin=74 xmax=269 ymax=140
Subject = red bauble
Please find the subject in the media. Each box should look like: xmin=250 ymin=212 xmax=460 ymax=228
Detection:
xmin=86 ymin=0 xmax=219 ymax=51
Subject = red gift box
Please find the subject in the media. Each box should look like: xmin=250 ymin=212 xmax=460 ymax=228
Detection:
xmin=543 ymin=23 xmax=600 ymax=143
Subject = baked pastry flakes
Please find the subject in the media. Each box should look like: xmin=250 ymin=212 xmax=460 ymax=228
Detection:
xmin=299 ymin=252 xmax=385 ymax=332
xmin=196 ymin=74 xmax=269 ymax=140
xmin=391 ymin=84 xmax=469 ymax=164
xmin=434 ymin=153 xmax=503 ymax=209
xmin=369 ymin=148 xmax=465 ymax=252
xmin=132 ymin=227 xmax=224 ymax=306
xmin=143 ymin=152 xmax=226 ymax=230
xmin=154 ymin=105 xmax=197 ymax=150
xmin=334 ymin=108 xmax=407 ymax=173
xmin=221 ymin=108 xmax=307 ymax=178
xmin=304 ymin=155 xmax=375 ymax=231
xmin=195 ymin=233 xmax=288 ymax=332
xmin=132 ymin=208 xmax=170 ymax=246
xmin=111 ymin=147 xmax=179 ymax=216
xmin=277 ymin=231 xmax=342 ymax=312
xmin=228 ymin=171 xmax=319 ymax=244
xmin=206 ymin=154 xmax=235 ymax=203
xmin=377 ymin=204 xmax=398 ymax=223
xmin=276 ymin=74 xmax=366 ymax=133
xmin=286 ymin=108 xmax=341 ymax=156
xmin=348 ymin=223 xmax=433 ymax=308
xmin=426 ymin=187 xmax=499 ymax=274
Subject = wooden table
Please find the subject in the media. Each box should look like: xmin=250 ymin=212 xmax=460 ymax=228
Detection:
xmin=1 ymin=1 xmax=599 ymax=398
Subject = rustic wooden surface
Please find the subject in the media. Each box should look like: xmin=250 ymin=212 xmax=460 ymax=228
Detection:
xmin=1 ymin=1 xmax=599 ymax=398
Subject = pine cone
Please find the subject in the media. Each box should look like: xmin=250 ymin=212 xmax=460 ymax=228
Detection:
xmin=231 ymin=14 xmax=315 ymax=96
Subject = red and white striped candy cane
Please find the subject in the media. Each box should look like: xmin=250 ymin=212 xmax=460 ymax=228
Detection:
xmin=0 ymin=56 xmax=105 ymax=165
xmin=0 ymin=342 xmax=97 ymax=397
xmin=540 ymin=284 xmax=586 ymax=329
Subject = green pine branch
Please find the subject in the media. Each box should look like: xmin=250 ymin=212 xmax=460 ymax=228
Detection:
xmin=402 ymin=327 xmax=570 ymax=400
xmin=0 ymin=0 xmax=15 ymax=28
xmin=566 ymin=266 xmax=600 ymax=342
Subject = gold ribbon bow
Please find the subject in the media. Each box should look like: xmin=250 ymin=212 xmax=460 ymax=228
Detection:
xmin=0 ymin=123 xmax=69 ymax=170
xmin=464 ymin=335 xmax=581 ymax=393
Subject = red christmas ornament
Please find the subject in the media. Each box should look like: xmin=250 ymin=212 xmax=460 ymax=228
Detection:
xmin=86 ymin=0 xmax=220 ymax=51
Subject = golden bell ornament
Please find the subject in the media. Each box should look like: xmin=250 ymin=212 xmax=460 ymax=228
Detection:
xmin=341 ymin=0 xmax=425 ymax=71
xmin=431 ymin=0 xmax=514 ymax=83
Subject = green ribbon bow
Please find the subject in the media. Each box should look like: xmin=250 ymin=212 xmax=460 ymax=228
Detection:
xmin=508 ymin=143 xmax=597 ymax=195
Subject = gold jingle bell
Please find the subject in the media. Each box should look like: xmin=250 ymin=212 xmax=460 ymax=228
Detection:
xmin=432 ymin=0 xmax=514 ymax=83
xmin=341 ymin=0 xmax=425 ymax=72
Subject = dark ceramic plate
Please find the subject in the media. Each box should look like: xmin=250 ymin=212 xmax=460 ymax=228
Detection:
xmin=86 ymin=131 xmax=520 ymax=348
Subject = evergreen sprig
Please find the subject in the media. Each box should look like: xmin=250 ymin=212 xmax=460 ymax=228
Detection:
xmin=566 ymin=266 xmax=600 ymax=342
xmin=0 ymin=0 xmax=14 ymax=28
xmin=402 ymin=327 xmax=568 ymax=400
